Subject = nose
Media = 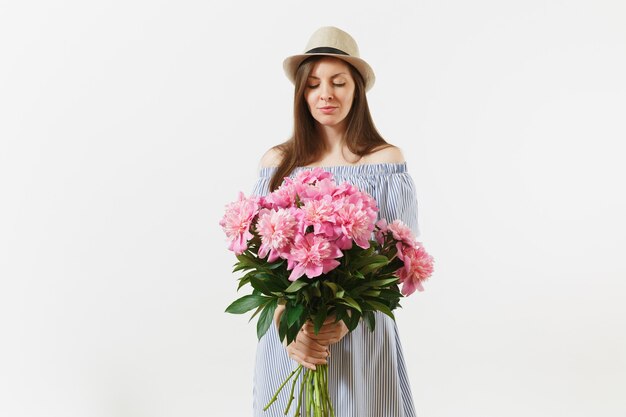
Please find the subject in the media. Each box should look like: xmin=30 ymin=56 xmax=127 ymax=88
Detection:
xmin=319 ymin=82 xmax=333 ymax=101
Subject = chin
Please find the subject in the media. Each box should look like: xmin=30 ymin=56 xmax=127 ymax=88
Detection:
xmin=315 ymin=117 xmax=346 ymax=127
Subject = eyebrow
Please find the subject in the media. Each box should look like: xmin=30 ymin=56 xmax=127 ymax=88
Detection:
xmin=307 ymin=73 xmax=347 ymax=79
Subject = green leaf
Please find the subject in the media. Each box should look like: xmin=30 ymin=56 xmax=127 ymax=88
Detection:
xmin=285 ymin=280 xmax=308 ymax=293
xmin=250 ymin=274 xmax=285 ymax=295
xmin=378 ymin=288 xmax=403 ymax=302
xmin=286 ymin=322 xmax=300 ymax=345
xmin=225 ymin=294 xmax=268 ymax=314
xmin=343 ymin=311 xmax=361 ymax=331
xmin=350 ymin=253 xmax=387 ymax=271
xmin=309 ymin=281 xmax=322 ymax=297
xmin=253 ymin=272 xmax=274 ymax=280
xmin=233 ymin=259 xmax=259 ymax=272
xmin=364 ymin=277 xmax=400 ymax=288
xmin=363 ymin=311 xmax=376 ymax=332
xmin=353 ymin=270 xmax=365 ymax=279
xmin=360 ymin=260 xmax=390 ymax=275
xmin=365 ymin=300 xmax=396 ymax=320
xmin=286 ymin=304 xmax=305 ymax=327
xmin=266 ymin=260 xmax=285 ymax=270
xmin=248 ymin=302 xmax=266 ymax=322
xmin=322 ymin=281 xmax=339 ymax=297
xmin=236 ymin=253 xmax=259 ymax=265
xmin=233 ymin=263 xmax=254 ymax=273
xmin=333 ymin=305 xmax=347 ymax=323
xmin=257 ymin=299 xmax=278 ymax=340
xmin=249 ymin=278 xmax=273 ymax=296
xmin=236 ymin=275 xmax=252 ymax=290
xmin=339 ymin=296 xmax=362 ymax=313
xmin=278 ymin=311 xmax=288 ymax=344
xmin=312 ymin=309 xmax=327 ymax=335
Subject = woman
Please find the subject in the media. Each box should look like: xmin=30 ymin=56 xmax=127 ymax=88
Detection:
xmin=250 ymin=26 xmax=420 ymax=417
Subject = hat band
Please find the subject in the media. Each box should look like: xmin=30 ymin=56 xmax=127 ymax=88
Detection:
xmin=305 ymin=46 xmax=349 ymax=56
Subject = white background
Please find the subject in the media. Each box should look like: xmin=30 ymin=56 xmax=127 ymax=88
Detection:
xmin=1 ymin=1 xmax=625 ymax=416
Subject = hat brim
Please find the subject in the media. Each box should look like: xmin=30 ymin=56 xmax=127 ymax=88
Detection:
xmin=283 ymin=53 xmax=376 ymax=92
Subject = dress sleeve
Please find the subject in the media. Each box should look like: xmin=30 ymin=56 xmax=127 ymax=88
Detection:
xmin=249 ymin=168 xmax=271 ymax=197
xmin=378 ymin=172 xmax=421 ymax=239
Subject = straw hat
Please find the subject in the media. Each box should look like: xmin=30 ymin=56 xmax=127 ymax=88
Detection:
xmin=282 ymin=26 xmax=376 ymax=92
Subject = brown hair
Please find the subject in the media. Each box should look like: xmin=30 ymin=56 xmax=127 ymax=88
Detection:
xmin=268 ymin=56 xmax=391 ymax=191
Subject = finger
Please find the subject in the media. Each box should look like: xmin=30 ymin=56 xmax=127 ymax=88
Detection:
xmin=301 ymin=334 xmax=334 ymax=347
xmin=302 ymin=318 xmax=336 ymax=330
xmin=301 ymin=328 xmax=329 ymax=341
xmin=288 ymin=351 xmax=317 ymax=370
xmin=305 ymin=332 xmax=337 ymax=343
xmin=304 ymin=325 xmax=343 ymax=340
xmin=288 ymin=334 xmax=329 ymax=358
xmin=303 ymin=326 xmax=340 ymax=340
xmin=317 ymin=337 xmax=338 ymax=346
xmin=303 ymin=326 xmax=335 ymax=335
xmin=306 ymin=325 xmax=348 ymax=346
xmin=304 ymin=318 xmax=336 ymax=330
xmin=287 ymin=347 xmax=327 ymax=370
xmin=303 ymin=323 xmax=342 ymax=336
xmin=297 ymin=335 xmax=330 ymax=357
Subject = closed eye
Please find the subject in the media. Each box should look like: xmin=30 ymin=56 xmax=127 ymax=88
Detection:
xmin=307 ymin=83 xmax=346 ymax=89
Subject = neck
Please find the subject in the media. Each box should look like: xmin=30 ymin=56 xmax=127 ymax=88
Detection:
xmin=317 ymin=123 xmax=346 ymax=151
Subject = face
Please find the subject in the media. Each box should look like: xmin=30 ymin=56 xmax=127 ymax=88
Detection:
xmin=304 ymin=57 xmax=356 ymax=130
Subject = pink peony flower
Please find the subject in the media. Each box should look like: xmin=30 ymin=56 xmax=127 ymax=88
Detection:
xmin=375 ymin=219 xmax=388 ymax=245
xmin=334 ymin=196 xmax=378 ymax=250
xmin=295 ymin=184 xmax=320 ymax=204
xmin=286 ymin=233 xmax=343 ymax=281
xmin=258 ymin=196 xmax=273 ymax=210
xmin=219 ymin=192 xmax=260 ymax=255
xmin=387 ymin=219 xmax=417 ymax=248
xmin=312 ymin=178 xmax=339 ymax=199
xmin=356 ymin=190 xmax=378 ymax=210
xmin=293 ymin=168 xmax=333 ymax=185
xmin=265 ymin=179 xmax=298 ymax=209
xmin=330 ymin=181 xmax=359 ymax=200
xmin=256 ymin=208 xmax=299 ymax=262
xmin=301 ymin=195 xmax=337 ymax=237
xmin=396 ymin=243 xmax=434 ymax=296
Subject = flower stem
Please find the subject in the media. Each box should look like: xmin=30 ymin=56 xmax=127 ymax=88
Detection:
xmin=263 ymin=365 xmax=301 ymax=411
xmin=284 ymin=365 xmax=303 ymax=414
xmin=313 ymin=370 xmax=321 ymax=415
xmin=294 ymin=369 xmax=306 ymax=417
xmin=264 ymin=363 xmax=335 ymax=417
xmin=306 ymin=370 xmax=312 ymax=416
xmin=324 ymin=365 xmax=335 ymax=417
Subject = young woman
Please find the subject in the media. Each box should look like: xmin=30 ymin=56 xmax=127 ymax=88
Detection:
xmin=250 ymin=26 xmax=420 ymax=417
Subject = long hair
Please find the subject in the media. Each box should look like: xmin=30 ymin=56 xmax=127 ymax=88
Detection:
xmin=268 ymin=56 xmax=390 ymax=191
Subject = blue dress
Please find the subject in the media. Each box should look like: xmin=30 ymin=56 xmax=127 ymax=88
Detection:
xmin=250 ymin=162 xmax=420 ymax=417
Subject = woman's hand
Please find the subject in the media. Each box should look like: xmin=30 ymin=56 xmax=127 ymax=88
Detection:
xmin=285 ymin=316 xmax=350 ymax=371
xmin=285 ymin=329 xmax=330 ymax=371
xmin=302 ymin=316 xmax=349 ymax=346
xmin=274 ymin=306 xmax=350 ymax=370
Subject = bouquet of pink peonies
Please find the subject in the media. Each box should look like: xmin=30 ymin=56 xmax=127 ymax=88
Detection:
xmin=220 ymin=168 xmax=434 ymax=417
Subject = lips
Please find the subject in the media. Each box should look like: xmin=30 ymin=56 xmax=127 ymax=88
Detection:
xmin=318 ymin=106 xmax=338 ymax=114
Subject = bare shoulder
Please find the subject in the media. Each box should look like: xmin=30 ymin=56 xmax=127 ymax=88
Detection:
xmin=259 ymin=147 xmax=283 ymax=168
xmin=363 ymin=144 xmax=406 ymax=164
